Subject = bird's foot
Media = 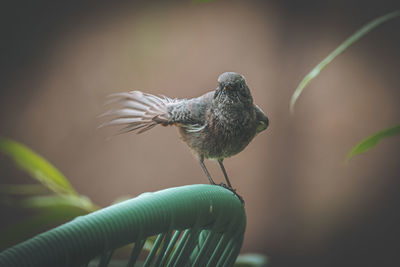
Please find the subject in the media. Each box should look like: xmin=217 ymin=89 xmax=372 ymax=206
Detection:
xmin=217 ymin=183 xmax=244 ymax=204
xmin=218 ymin=182 xmax=229 ymax=188
xmin=233 ymin=191 xmax=244 ymax=204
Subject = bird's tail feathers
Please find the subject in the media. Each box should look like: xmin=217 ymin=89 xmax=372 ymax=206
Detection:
xmin=100 ymin=91 xmax=177 ymax=134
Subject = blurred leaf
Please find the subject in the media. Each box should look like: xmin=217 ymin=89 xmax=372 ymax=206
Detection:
xmin=21 ymin=194 xmax=99 ymax=212
xmin=111 ymin=195 xmax=133 ymax=205
xmin=0 ymin=204 xmax=90 ymax=249
xmin=0 ymin=137 xmax=78 ymax=195
xmin=234 ymin=253 xmax=269 ymax=267
xmin=0 ymin=137 xmax=105 ymax=250
xmin=143 ymin=235 xmax=157 ymax=251
xmin=290 ymin=10 xmax=400 ymax=113
xmin=347 ymin=125 xmax=400 ymax=162
xmin=0 ymin=194 xmax=99 ymax=249
xmin=0 ymin=184 xmax=50 ymax=195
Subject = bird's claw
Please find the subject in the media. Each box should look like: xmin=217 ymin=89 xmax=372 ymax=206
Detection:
xmin=218 ymin=182 xmax=228 ymax=188
xmin=233 ymin=192 xmax=244 ymax=204
xmin=217 ymin=183 xmax=244 ymax=204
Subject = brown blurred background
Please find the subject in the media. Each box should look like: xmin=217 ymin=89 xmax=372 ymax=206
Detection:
xmin=1 ymin=0 xmax=400 ymax=266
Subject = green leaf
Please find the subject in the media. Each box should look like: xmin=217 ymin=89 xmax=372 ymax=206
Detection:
xmin=0 ymin=198 xmax=95 ymax=250
xmin=0 ymin=137 xmax=77 ymax=195
xmin=0 ymin=194 xmax=99 ymax=249
xmin=111 ymin=195 xmax=133 ymax=205
xmin=143 ymin=235 xmax=157 ymax=251
xmin=21 ymin=194 xmax=99 ymax=212
xmin=347 ymin=125 xmax=400 ymax=162
xmin=290 ymin=10 xmax=400 ymax=113
xmin=0 ymin=184 xmax=50 ymax=195
xmin=234 ymin=253 xmax=269 ymax=267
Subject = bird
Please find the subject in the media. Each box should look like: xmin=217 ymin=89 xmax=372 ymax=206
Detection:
xmin=102 ymin=72 xmax=269 ymax=201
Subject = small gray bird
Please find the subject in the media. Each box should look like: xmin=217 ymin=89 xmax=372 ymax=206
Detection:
xmin=103 ymin=72 xmax=269 ymax=199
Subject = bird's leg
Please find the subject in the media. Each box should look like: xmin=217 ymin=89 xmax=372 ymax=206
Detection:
xmin=218 ymin=159 xmax=233 ymax=189
xmin=218 ymin=159 xmax=244 ymax=203
xmin=199 ymin=157 xmax=216 ymax=185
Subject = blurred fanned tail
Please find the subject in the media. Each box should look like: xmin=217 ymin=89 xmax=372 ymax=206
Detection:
xmin=100 ymin=91 xmax=177 ymax=134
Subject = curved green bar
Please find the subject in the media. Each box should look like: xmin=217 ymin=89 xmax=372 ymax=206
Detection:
xmin=0 ymin=184 xmax=246 ymax=267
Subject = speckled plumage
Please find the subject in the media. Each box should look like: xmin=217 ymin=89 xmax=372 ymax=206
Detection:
xmin=167 ymin=73 xmax=268 ymax=161
xmin=103 ymin=72 xmax=269 ymax=196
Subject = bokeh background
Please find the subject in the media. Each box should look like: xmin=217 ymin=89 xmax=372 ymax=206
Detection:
xmin=1 ymin=1 xmax=400 ymax=266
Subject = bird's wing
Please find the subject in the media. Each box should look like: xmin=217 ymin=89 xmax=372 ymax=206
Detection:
xmin=168 ymin=91 xmax=214 ymax=132
xmin=255 ymin=104 xmax=269 ymax=133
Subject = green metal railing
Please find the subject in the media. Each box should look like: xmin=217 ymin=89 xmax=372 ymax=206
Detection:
xmin=0 ymin=184 xmax=246 ymax=267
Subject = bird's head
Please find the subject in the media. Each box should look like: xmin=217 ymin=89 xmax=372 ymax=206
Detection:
xmin=214 ymin=72 xmax=252 ymax=103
